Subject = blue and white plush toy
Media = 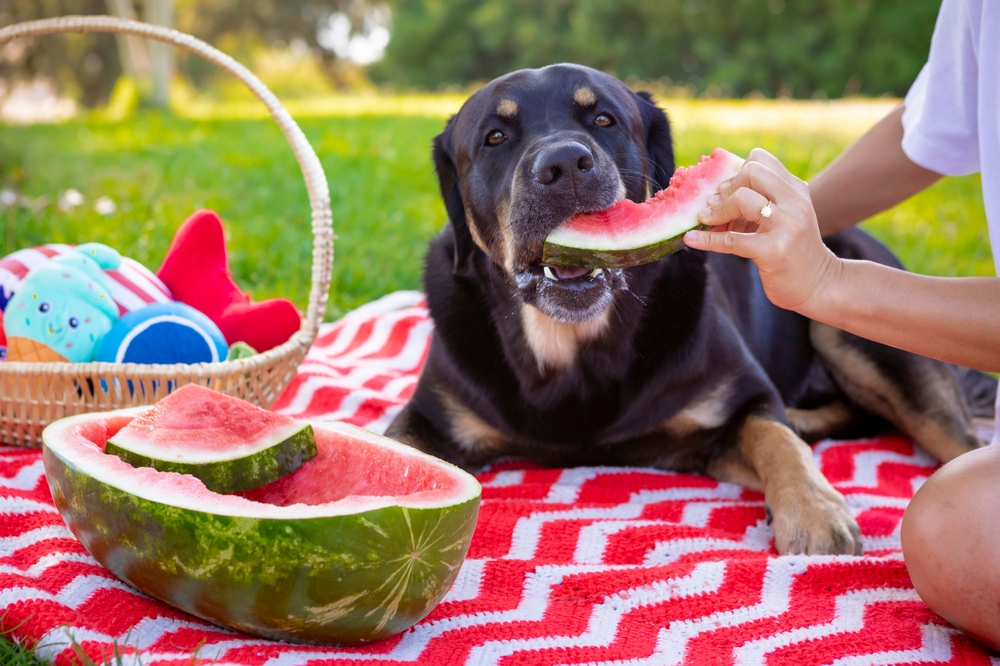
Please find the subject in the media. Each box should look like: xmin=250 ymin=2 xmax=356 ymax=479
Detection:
xmin=96 ymin=301 xmax=229 ymax=365
xmin=3 ymin=243 xmax=121 ymax=363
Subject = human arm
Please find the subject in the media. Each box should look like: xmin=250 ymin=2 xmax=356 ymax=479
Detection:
xmin=809 ymin=104 xmax=943 ymax=236
xmin=683 ymin=148 xmax=1000 ymax=373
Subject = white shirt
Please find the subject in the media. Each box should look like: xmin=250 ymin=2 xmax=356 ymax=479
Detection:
xmin=900 ymin=0 xmax=1000 ymax=443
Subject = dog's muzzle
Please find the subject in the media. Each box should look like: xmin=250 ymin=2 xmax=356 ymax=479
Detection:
xmin=514 ymin=264 xmax=625 ymax=323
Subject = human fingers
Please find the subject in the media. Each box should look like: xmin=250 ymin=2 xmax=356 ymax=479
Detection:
xmin=710 ymin=217 xmax=759 ymax=234
xmin=745 ymin=148 xmax=809 ymax=196
xmin=717 ymin=148 xmax=809 ymax=200
xmin=682 ymin=227 xmax=764 ymax=258
xmin=712 ymin=160 xmax=801 ymax=211
xmin=699 ymin=186 xmax=773 ymax=228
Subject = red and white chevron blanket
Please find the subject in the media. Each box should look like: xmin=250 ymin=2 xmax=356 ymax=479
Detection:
xmin=1 ymin=291 xmax=996 ymax=665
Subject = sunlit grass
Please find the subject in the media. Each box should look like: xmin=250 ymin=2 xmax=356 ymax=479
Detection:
xmin=0 ymin=97 xmax=992 ymax=325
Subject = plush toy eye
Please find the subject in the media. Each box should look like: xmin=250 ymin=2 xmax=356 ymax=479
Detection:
xmin=486 ymin=130 xmax=506 ymax=146
xmin=594 ymin=114 xmax=614 ymax=127
xmin=68 ymin=316 xmax=80 ymax=329
xmin=37 ymin=301 xmax=51 ymax=315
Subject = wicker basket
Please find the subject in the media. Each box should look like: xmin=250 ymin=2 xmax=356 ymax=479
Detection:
xmin=0 ymin=16 xmax=334 ymax=447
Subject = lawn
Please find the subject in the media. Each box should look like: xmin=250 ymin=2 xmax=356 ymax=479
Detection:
xmin=0 ymin=97 xmax=992 ymax=325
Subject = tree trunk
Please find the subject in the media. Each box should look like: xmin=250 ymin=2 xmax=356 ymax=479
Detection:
xmin=143 ymin=0 xmax=174 ymax=108
xmin=104 ymin=0 xmax=151 ymax=79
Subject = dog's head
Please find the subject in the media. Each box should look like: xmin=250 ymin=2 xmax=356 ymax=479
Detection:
xmin=433 ymin=63 xmax=674 ymax=323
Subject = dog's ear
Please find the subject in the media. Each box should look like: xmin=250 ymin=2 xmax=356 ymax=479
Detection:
xmin=433 ymin=116 xmax=477 ymax=277
xmin=634 ymin=91 xmax=675 ymax=193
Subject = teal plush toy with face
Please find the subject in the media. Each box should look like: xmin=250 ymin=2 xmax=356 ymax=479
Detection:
xmin=3 ymin=243 xmax=121 ymax=363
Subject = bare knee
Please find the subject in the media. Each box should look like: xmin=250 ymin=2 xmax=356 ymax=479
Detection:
xmin=902 ymin=445 xmax=1000 ymax=651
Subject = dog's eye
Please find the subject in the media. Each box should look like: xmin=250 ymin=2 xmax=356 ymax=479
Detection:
xmin=594 ymin=114 xmax=614 ymax=127
xmin=486 ymin=130 xmax=506 ymax=146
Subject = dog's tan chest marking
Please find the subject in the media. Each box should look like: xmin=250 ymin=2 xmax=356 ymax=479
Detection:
xmin=573 ymin=87 xmax=597 ymax=107
xmin=496 ymin=99 xmax=519 ymax=118
xmin=662 ymin=381 xmax=733 ymax=436
xmin=521 ymin=305 xmax=611 ymax=371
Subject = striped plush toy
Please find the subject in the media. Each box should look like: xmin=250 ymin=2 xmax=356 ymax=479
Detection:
xmin=0 ymin=243 xmax=173 ymax=316
xmin=0 ymin=244 xmax=173 ymax=363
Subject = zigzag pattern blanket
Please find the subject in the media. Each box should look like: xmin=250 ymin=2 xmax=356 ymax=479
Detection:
xmin=0 ymin=291 xmax=995 ymax=665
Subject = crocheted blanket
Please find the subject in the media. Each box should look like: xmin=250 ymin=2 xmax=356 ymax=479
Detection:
xmin=1 ymin=291 xmax=995 ymax=665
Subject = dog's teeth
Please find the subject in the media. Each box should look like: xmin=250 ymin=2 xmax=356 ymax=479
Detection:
xmin=590 ymin=268 xmax=603 ymax=278
xmin=543 ymin=266 xmax=558 ymax=281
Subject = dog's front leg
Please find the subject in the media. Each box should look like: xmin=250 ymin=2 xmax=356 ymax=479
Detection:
xmin=708 ymin=415 xmax=862 ymax=555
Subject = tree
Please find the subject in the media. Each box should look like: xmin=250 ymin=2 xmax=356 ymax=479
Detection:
xmin=371 ymin=0 xmax=940 ymax=99
xmin=0 ymin=0 xmax=386 ymax=106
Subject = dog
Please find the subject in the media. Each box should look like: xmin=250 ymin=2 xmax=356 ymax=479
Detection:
xmin=386 ymin=63 xmax=993 ymax=556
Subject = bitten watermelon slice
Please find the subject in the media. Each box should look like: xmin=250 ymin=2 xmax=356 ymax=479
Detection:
xmin=543 ymin=148 xmax=745 ymax=268
xmin=105 ymin=384 xmax=316 ymax=494
xmin=43 ymin=406 xmax=481 ymax=645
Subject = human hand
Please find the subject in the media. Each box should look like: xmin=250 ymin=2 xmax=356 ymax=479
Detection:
xmin=683 ymin=148 xmax=842 ymax=314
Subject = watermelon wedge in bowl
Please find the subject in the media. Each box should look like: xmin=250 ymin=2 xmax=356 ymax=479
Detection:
xmin=543 ymin=148 xmax=745 ymax=269
xmin=42 ymin=392 xmax=481 ymax=645
xmin=105 ymin=384 xmax=317 ymax=494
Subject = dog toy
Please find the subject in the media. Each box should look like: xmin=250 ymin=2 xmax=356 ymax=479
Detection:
xmin=0 ymin=244 xmax=173 ymax=316
xmin=156 ymin=210 xmax=301 ymax=353
xmin=96 ymin=301 xmax=229 ymax=365
xmin=226 ymin=341 xmax=258 ymax=361
xmin=3 ymin=243 xmax=121 ymax=363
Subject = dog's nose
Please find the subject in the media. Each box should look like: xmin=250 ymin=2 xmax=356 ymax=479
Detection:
xmin=533 ymin=142 xmax=595 ymax=186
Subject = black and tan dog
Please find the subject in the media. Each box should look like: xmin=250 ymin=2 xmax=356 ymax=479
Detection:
xmin=386 ymin=64 xmax=993 ymax=556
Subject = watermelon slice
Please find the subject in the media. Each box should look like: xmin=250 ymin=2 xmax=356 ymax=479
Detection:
xmin=542 ymin=148 xmax=745 ymax=268
xmin=43 ymin=408 xmax=481 ymax=645
xmin=104 ymin=384 xmax=317 ymax=494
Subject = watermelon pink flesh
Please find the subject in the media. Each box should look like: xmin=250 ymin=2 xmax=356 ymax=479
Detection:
xmin=542 ymin=148 xmax=745 ymax=268
xmin=43 ymin=410 xmax=481 ymax=644
xmin=92 ymin=410 xmax=469 ymax=517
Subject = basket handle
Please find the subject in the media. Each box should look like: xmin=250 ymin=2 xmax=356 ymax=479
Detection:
xmin=0 ymin=15 xmax=334 ymax=338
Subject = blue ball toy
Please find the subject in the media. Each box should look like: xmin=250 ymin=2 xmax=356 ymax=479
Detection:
xmin=96 ymin=302 xmax=228 ymax=365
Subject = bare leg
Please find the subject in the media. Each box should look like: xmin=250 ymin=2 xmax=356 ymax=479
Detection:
xmin=902 ymin=445 xmax=1000 ymax=651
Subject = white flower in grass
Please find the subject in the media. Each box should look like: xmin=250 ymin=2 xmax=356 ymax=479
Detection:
xmin=94 ymin=196 xmax=116 ymax=215
xmin=58 ymin=189 xmax=84 ymax=211
xmin=0 ymin=189 xmax=16 ymax=208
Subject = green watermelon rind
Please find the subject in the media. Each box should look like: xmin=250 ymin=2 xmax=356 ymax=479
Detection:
xmin=542 ymin=224 xmax=702 ymax=269
xmin=542 ymin=148 xmax=744 ymax=268
xmin=105 ymin=424 xmax=318 ymax=494
xmin=42 ymin=412 xmax=482 ymax=646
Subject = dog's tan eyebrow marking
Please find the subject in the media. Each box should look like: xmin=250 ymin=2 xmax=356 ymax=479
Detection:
xmin=573 ymin=87 xmax=597 ymax=106
xmin=496 ymin=99 xmax=518 ymax=118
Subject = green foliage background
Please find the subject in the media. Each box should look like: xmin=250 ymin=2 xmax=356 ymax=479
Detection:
xmin=4 ymin=0 xmax=943 ymax=101
xmin=372 ymin=0 xmax=940 ymax=98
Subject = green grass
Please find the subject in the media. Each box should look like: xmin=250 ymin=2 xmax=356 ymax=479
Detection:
xmin=0 ymin=636 xmax=46 ymax=665
xmin=1 ymin=112 xmax=449 ymax=320
xmin=0 ymin=98 xmax=992 ymax=326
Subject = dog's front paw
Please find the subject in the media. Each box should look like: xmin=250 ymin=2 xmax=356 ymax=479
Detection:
xmin=768 ymin=484 xmax=862 ymax=556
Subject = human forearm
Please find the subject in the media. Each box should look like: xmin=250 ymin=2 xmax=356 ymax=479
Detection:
xmin=802 ymin=260 xmax=1000 ymax=372
xmin=809 ymin=105 xmax=943 ymax=236
xmin=690 ymin=148 xmax=1000 ymax=373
